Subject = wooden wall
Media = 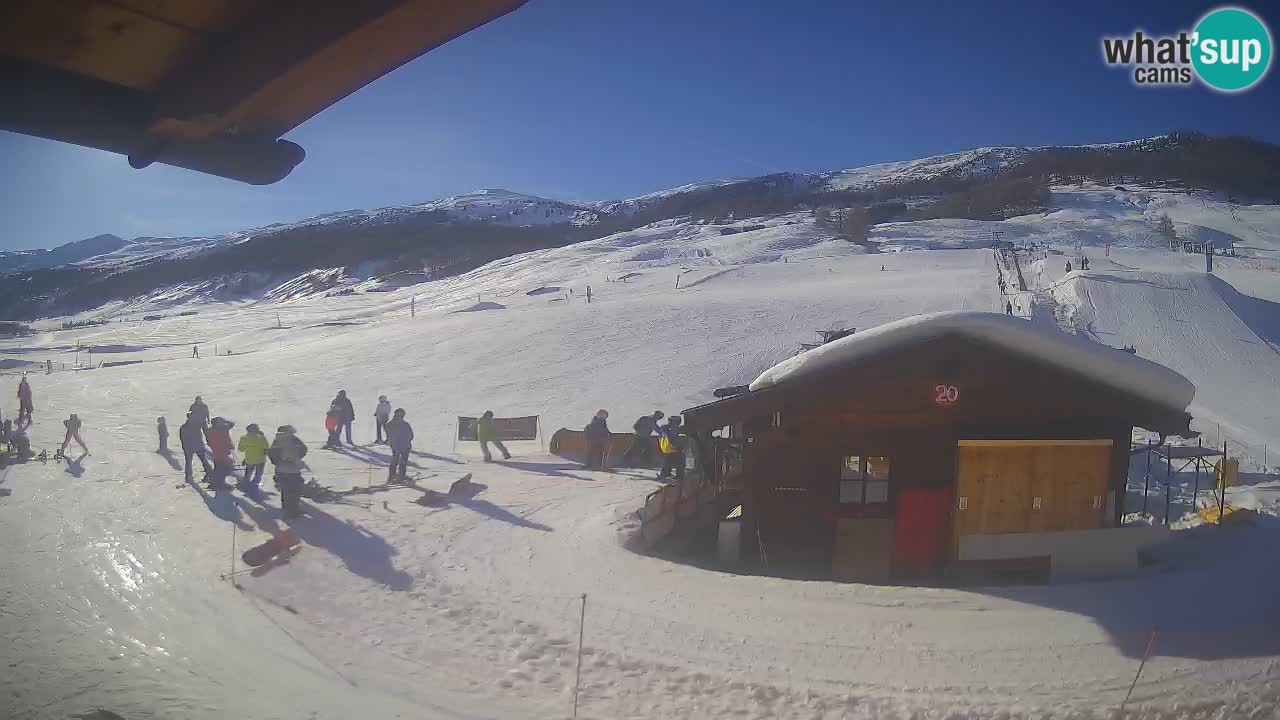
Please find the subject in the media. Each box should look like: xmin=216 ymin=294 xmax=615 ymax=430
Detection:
xmin=715 ymin=334 xmax=1152 ymax=575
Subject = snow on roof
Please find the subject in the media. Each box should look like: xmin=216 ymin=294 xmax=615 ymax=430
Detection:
xmin=749 ymin=311 xmax=1195 ymax=411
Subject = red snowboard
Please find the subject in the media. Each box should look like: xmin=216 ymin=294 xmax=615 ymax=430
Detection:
xmin=241 ymin=529 xmax=302 ymax=567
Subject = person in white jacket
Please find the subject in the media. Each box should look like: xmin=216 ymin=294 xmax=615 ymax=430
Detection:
xmin=374 ymin=395 xmax=392 ymax=445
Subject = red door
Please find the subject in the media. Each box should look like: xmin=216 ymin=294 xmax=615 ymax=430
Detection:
xmin=892 ymin=486 xmax=952 ymax=578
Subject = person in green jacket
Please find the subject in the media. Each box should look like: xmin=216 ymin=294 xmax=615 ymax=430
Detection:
xmin=476 ymin=410 xmax=511 ymax=462
xmin=237 ymin=423 xmax=270 ymax=498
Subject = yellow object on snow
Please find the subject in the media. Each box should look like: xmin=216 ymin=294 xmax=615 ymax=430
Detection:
xmin=1216 ymin=458 xmax=1239 ymax=491
xmin=1197 ymin=503 xmax=1256 ymax=525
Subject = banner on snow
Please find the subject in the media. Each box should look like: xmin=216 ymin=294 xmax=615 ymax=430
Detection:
xmin=456 ymin=415 xmax=539 ymax=442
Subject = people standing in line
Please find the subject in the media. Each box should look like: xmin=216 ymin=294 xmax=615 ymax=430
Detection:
xmin=476 ymin=410 xmax=511 ymax=462
xmin=323 ymin=409 xmax=341 ymax=449
xmin=237 ymin=423 xmax=269 ymax=499
xmin=582 ymin=409 xmax=610 ymax=470
xmin=330 ymin=390 xmax=355 ymax=445
xmin=384 ymin=408 xmax=414 ymax=481
xmin=205 ymin=417 xmax=235 ymax=489
xmin=269 ymin=425 xmax=308 ymax=519
xmin=189 ymin=396 xmax=211 ymax=429
xmin=657 ymin=416 xmax=685 ymax=481
xmin=60 ymin=413 xmax=88 ymax=456
xmin=621 ymin=411 xmax=664 ymax=467
xmin=179 ymin=412 xmax=212 ymax=482
xmin=17 ymin=375 xmax=33 ymax=424
xmin=157 ymin=416 xmax=169 ymax=453
xmin=374 ymin=395 xmax=392 ymax=444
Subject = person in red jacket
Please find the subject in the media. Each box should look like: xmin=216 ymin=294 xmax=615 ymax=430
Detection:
xmin=323 ymin=409 xmax=341 ymax=449
xmin=205 ymin=417 xmax=236 ymax=489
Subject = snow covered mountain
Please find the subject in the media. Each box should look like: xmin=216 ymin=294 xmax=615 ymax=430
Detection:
xmin=0 ymin=233 xmax=128 ymax=273
xmin=5 ymin=132 xmax=1278 ymax=321
xmin=0 ymin=144 xmax=1090 ymax=273
xmin=820 ymin=146 xmax=1031 ymax=191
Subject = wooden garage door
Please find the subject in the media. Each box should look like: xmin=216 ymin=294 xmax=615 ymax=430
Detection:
xmin=954 ymin=440 xmax=1112 ymax=541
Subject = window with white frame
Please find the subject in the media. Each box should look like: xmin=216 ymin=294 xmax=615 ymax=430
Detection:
xmin=839 ymin=455 xmax=891 ymax=504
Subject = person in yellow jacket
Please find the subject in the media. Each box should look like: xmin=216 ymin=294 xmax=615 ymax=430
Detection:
xmin=237 ymin=423 xmax=270 ymax=499
xmin=657 ymin=416 xmax=685 ymax=481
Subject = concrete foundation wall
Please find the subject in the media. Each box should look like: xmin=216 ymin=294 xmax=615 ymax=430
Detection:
xmin=958 ymin=526 xmax=1169 ymax=582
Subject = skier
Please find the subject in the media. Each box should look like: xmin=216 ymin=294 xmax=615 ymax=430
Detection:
xmin=205 ymin=417 xmax=235 ymax=489
xmin=192 ymin=345 xmax=200 ymax=359
xmin=17 ymin=375 xmax=33 ymax=423
xmin=1005 ymin=300 xmax=1013 ymax=316
xmin=268 ymin=425 xmax=308 ymax=519
xmin=476 ymin=410 xmax=511 ymax=462
xmin=1065 ymin=261 xmax=1072 ymax=273
xmin=621 ymin=411 xmax=664 ymax=467
xmin=374 ymin=395 xmax=392 ymax=444
xmin=384 ymin=408 xmax=414 ymax=482
xmin=237 ymin=423 xmax=269 ymax=499
xmin=179 ymin=412 xmax=212 ymax=482
xmin=330 ymin=390 xmax=355 ymax=445
xmin=156 ymin=416 xmax=169 ymax=453
xmin=59 ymin=413 xmax=88 ymax=456
xmin=188 ymin=396 xmax=210 ymax=429
xmin=11 ymin=423 xmax=31 ymax=459
xmin=582 ymin=409 xmax=610 ymax=470
xmin=657 ymin=416 xmax=685 ymax=481
xmin=323 ymin=409 xmax=341 ymax=449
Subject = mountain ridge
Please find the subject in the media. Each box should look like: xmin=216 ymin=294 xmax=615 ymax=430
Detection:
xmin=3 ymin=131 xmax=1278 ymax=320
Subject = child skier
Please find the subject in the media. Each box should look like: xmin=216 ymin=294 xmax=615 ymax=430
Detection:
xmin=324 ymin=409 xmax=341 ymax=449
xmin=374 ymin=395 xmax=392 ymax=444
xmin=205 ymin=417 xmax=235 ymax=489
xmin=157 ymin=416 xmax=169 ymax=453
xmin=237 ymin=423 xmax=269 ymax=499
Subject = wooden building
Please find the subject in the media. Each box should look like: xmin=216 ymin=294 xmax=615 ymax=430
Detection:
xmin=676 ymin=312 xmax=1194 ymax=583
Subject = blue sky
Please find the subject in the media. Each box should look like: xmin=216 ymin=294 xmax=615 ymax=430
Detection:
xmin=3 ymin=0 xmax=1277 ymax=251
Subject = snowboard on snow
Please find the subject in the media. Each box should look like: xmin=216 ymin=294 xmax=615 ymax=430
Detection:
xmin=241 ymin=529 xmax=302 ymax=567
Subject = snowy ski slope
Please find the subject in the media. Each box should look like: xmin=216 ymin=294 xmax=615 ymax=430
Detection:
xmin=2 ymin=184 xmax=1279 ymax=719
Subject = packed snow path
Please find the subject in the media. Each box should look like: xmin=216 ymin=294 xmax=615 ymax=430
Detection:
xmin=3 ymin=186 xmax=1280 ymax=718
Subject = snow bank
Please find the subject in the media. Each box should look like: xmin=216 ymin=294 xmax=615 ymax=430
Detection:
xmin=750 ymin=310 xmax=1196 ymax=412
